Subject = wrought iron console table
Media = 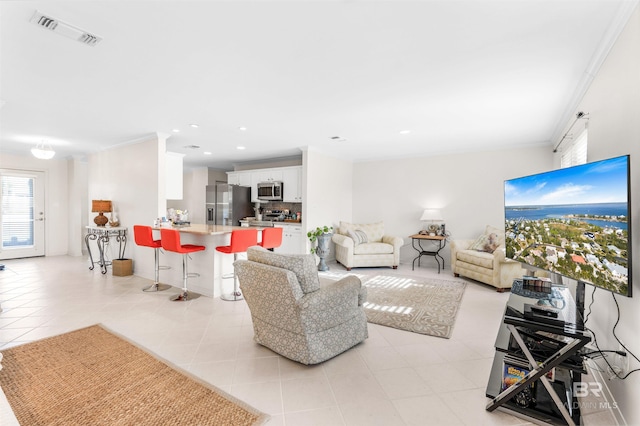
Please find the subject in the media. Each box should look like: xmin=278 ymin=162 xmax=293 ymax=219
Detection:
xmin=85 ymin=226 xmax=127 ymax=274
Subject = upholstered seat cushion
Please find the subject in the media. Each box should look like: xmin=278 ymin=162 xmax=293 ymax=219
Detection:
xmin=247 ymin=246 xmax=320 ymax=293
xmin=456 ymin=249 xmax=495 ymax=269
xmin=354 ymin=242 xmax=395 ymax=255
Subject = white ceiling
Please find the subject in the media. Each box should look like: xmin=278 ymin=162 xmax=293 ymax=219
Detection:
xmin=0 ymin=1 xmax=636 ymax=169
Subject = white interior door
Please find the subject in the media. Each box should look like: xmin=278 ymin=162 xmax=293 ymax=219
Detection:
xmin=0 ymin=170 xmax=46 ymax=260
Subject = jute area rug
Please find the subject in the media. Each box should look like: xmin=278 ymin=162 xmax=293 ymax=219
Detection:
xmin=0 ymin=325 xmax=269 ymax=426
xmin=358 ymin=274 xmax=467 ymax=339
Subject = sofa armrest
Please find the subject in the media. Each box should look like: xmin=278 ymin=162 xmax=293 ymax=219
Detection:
xmin=299 ymin=275 xmax=363 ymax=331
xmin=332 ymin=233 xmax=354 ymax=248
xmin=382 ymin=235 xmax=404 ymax=249
xmin=450 ymin=239 xmax=474 ymax=274
xmin=493 ymin=246 xmax=507 ymax=263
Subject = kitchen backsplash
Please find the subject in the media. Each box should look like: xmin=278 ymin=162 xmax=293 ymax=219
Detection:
xmin=258 ymin=201 xmax=302 ymax=217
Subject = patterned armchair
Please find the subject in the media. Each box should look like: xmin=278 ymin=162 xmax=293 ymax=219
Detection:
xmin=234 ymin=247 xmax=368 ymax=365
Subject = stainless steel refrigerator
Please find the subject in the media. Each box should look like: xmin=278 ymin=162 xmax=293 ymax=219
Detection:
xmin=206 ymin=184 xmax=253 ymax=226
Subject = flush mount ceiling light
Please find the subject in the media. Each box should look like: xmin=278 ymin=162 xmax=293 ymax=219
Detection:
xmin=30 ymin=10 xmax=102 ymax=46
xmin=330 ymin=136 xmax=348 ymax=142
xmin=237 ymin=146 xmax=246 ymax=150
xmin=31 ymin=141 xmax=56 ymax=160
xmin=238 ymin=127 xmax=247 ymax=131
xmin=399 ymin=130 xmax=411 ymax=135
xmin=172 ymin=129 xmax=180 ymax=133
xmin=190 ymin=124 xmax=199 ymax=128
xmin=203 ymin=151 xmax=212 ymax=155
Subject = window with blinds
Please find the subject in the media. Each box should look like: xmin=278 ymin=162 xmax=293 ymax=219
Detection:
xmin=560 ymin=130 xmax=588 ymax=168
xmin=1 ymin=175 xmax=35 ymax=247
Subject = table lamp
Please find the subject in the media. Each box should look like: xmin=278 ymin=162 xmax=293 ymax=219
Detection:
xmin=420 ymin=209 xmax=443 ymax=235
xmin=92 ymin=200 xmax=112 ymax=227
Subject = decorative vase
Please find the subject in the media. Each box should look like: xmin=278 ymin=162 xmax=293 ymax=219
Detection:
xmin=316 ymin=233 xmax=332 ymax=271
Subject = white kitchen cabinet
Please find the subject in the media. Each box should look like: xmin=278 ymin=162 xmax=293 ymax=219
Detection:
xmin=253 ymin=169 xmax=283 ymax=182
xmin=166 ymin=151 xmax=185 ymax=200
xmin=282 ymin=166 xmax=302 ymax=202
xmin=227 ymin=171 xmax=251 ymax=187
xmin=274 ymin=224 xmax=304 ymax=254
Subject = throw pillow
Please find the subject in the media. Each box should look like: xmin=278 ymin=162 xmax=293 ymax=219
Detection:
xmin=468 ymin=234 xmax=489 ymax=251
xmin=468 ymin=233 xmax=500 ymax=254
xmin=347 ymin=229 xmax=369 ymax=245
xmin=483 ymin=233 xmax=500 ymax=253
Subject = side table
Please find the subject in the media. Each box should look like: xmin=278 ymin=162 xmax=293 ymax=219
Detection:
xmin=410 ymin=234 xmax=446 ymax=273
xmin=85 ymin=226 xmax=127 ymax=274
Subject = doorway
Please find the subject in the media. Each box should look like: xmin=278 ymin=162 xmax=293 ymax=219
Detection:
xmin=0 ymin=170 xmax=46 ymax=260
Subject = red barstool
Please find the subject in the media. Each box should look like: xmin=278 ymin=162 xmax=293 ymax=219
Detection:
xmin=161 ymin=228 xmax=205 ymax=301
xmin=259 ymin=227 xmax=283 ymax=251
xmin=216 ymin=228 xmax=258 ymax=301
xmin=133 ymin=225 xmax=171 ymax=292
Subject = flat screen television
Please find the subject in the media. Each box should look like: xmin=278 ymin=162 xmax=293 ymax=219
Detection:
xmin=504 ymin=155 xmax=631 ymax=297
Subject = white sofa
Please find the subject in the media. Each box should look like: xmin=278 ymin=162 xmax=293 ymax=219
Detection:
xmin=332 ymin=221 xmax=403 ymax=270
xmin=450 ymin=225 xmax=524 ymax=292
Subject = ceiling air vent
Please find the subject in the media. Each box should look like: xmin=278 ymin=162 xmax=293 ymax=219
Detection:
xmin=30 ymin=10 xmax=103 ymax=46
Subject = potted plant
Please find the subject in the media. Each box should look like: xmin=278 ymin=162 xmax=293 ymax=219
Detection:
xmin=307 ymin=225 xmax=333 ymax=271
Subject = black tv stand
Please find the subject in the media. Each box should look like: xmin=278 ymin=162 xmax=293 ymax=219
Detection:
xmin=485 ymin=279 xmax=590 ymax=425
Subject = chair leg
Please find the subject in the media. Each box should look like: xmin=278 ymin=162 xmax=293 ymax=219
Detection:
xmin=171 ymin=253 xmax=201 ymax=301
xmin=143 ymin=248 xmax=171 ymax=292
xmin=221 ymin=253 xmax=244 ymax=302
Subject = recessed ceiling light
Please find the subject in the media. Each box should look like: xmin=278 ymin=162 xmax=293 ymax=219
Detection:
xmin=204 ymin=151 xmax=212 ymax=155
xmin=172 ymin=128 xmax=180 ymax=133
xmin=239 ymin=127 xmax=247 ymax=131
xmin=190 ymin=124 xmax=199 ymax=128
xmin=237 ymin=146 xmax=246 ymax=150
xmin=399 ymin=130 xmax=411 ymax=135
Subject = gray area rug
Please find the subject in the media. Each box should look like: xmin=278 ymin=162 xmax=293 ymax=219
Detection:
xmin=360 ymin=274 xmax=466 ymax=338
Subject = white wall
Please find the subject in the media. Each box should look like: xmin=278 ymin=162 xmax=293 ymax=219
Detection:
xmin=562 ymin=5 xmax=640 ymax=424
xmin=87 ymin=135 xmax=165 ymax=280
xmin=167 ymin=167 xmax=208 ymax=224
xmin=67 ymin=156 xmax=88 ymax=256
xmin=352 ymin=145 xmax=553 ymax=264
xmin=303 ymin=148 xmax=353 ymax=255
xmin=0 ymin=153 xmax=70 ymax=256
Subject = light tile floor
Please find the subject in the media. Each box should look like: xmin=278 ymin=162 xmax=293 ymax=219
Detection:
xmin=0 ymin=256 xmax=613 ymax=425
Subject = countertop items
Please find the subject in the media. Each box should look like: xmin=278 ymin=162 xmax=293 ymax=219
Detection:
xmin=152 ymin=224 xmax=246 ymax=235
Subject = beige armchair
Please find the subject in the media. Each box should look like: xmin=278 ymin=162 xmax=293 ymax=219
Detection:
xmin=332 ymin=221 xmax=403 ymax=270
xmin=450 ymin=225 xmax=524 ymax=292
xmin=234 ymin=247 xmax=368 ymax=365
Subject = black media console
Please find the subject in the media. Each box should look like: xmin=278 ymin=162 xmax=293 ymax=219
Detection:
xmin=485 ymin=279 xmax=590 ymax=425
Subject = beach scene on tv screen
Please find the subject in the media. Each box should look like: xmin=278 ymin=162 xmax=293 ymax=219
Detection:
xmin=504 ymin=156 xmax=629 ymax=296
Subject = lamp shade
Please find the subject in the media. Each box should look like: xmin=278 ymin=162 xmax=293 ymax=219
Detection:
xmin=92 ymin=200 xmax=112 ymax=213
xmin=420 ymin=209 xmax=443 ymax=221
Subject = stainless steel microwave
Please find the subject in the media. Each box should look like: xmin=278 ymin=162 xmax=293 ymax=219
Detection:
xmin=257 ymin=181 xmax=283 ymax=201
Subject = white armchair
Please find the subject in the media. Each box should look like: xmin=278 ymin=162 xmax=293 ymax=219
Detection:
xmin=332 ymin=221 xmax=403 ymax=270
xmin=450 ymin=225 xmax=524 ymax=291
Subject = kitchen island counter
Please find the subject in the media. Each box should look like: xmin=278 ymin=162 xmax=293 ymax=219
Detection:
xmin=153 ymin=224 xmax=246 ymax=235
xmin=144 ymin=224 xmax=255 ymax=298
